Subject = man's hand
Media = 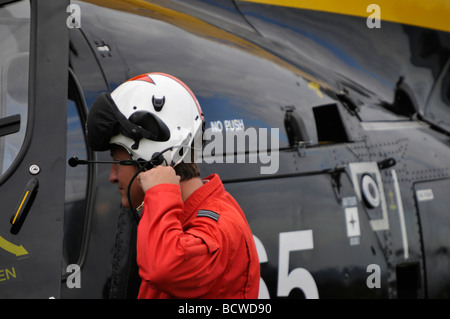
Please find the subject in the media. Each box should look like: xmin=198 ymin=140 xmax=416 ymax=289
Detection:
xmin=138 ymin=165 xmax=181 ymax=192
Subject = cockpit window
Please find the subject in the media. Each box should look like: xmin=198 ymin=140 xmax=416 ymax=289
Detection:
xmin=0 ymin=0 xmax=30 ymax=177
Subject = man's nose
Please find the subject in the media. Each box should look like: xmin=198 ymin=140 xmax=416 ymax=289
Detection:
xmin=109 ymin=164 xmax=118 ymax=183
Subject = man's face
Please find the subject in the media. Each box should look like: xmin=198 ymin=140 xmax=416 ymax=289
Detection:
xmin=109 ymin=145 xmax=145 ymax=209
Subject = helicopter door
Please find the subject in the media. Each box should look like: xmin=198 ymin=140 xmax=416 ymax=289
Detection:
xmin=414 ymin=179 xmax=450 ymax=298
xmin=0 ymin=0 xmax=69 ymax=298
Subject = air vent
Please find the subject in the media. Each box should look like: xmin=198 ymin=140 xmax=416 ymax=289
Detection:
xmin=313 ymin=103 xmax=349 ymax=143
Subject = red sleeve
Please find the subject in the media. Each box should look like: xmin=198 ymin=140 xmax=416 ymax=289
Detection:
xmin=136 ymin=183 xmax=227 ymax=298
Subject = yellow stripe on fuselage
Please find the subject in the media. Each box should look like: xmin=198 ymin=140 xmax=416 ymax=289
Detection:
xmin=241 ymin=0 xmax=450 ymax=33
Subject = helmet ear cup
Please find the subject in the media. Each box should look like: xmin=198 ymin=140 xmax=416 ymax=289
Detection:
xmin=86 ymin=92 xmax=125 ymax=151
xmin=128 ymin=111 xmax=170 ymax=142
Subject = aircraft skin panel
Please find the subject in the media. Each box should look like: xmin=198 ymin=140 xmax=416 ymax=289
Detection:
xmin=207 ymin=155 xmax=392 ymax=298
xmin=235 ymin=1 xmax=450 ymax=119
xmin=414 ymin=179 xmax=450 ymax=299
xmin=0 ymin=0 xmax=449 ymax=299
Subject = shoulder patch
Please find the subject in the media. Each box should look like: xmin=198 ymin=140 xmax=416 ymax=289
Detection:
xmin=197 ymin=209 xmax=220 ymax=222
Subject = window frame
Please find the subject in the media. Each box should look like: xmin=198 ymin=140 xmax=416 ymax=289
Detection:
xmin=0 ymin=0 xmax=31 ymax=186
xmin=62 ymin=67 xmax=97 ymax=279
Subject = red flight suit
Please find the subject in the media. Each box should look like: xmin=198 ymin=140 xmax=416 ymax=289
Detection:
xmin=136 ymin=173 xmax=260 ymax=298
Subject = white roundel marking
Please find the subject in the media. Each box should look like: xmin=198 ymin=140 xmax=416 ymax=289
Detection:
xmin=361 ymin=174 xmax=380 ymax=208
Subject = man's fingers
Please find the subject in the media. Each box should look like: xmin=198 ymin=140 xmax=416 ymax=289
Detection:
xmin=139 ymin=165 xmax=180 ymax=192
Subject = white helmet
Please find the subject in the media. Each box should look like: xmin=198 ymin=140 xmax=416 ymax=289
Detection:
xmin=87 ymin=73 xmax=204 ymax=166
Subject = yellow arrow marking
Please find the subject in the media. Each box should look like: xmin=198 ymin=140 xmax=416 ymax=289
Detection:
xmin=308 ymin=81 xmax=323 ymax=98
xmin=0 ymin=236 xmax=28 ymax=257
xmin=388 ymin=190 xmax=397 ymax=210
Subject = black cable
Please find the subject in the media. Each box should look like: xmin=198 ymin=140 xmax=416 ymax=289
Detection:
xmin=127 ymin=164 xmax=150 ymax=224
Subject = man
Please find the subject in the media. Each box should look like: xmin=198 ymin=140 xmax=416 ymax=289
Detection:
xmin=87 ymin=73 xmax=260 ymax=299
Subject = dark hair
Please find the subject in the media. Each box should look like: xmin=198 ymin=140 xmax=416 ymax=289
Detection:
xmin=174 ymin=162 xmax=200 ymax=182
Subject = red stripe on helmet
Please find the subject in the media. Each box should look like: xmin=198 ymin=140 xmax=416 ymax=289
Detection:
xmin=127 ymin=74 xmax=155 ymax=84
